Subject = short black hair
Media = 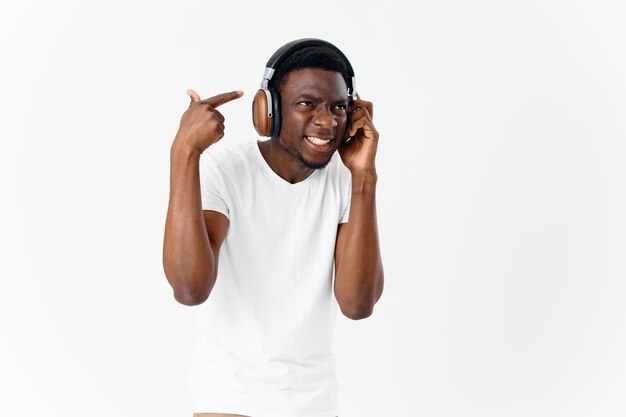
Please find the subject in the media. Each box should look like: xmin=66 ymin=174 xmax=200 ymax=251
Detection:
xmin=270 ymin=46 xmax=349 ymax=93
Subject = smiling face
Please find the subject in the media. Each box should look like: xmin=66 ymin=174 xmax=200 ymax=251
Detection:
xmin=276 ymin=67 xmax=350 ymax=169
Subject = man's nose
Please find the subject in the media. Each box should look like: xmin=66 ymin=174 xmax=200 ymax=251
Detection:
xmin=313 ymin=105 xmax=338 ymax=128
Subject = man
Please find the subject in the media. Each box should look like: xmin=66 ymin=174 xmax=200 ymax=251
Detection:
xmin=163 ymin=39 xmax=384 ymax=417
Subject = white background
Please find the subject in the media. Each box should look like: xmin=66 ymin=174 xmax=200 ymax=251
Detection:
xmin=1 ymin=0 xmax=625 ymax=416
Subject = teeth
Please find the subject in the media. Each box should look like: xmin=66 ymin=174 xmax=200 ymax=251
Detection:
xmin=306 ymin=136 xmax=331 ymax=145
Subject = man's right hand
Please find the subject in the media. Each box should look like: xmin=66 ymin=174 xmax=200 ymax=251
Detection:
xmin=172 ymin=89 xmax=244 ymax=155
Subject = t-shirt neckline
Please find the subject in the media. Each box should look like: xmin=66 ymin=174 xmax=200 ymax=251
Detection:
xmin=252 ymin=140 xmax=322 ymax=189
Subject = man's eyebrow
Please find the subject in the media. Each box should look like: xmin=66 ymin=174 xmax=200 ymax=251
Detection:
xmin=295 ymin=93 xmax=321 ymax=101
xmin=296 ymin=93 xmax=348 ymax=104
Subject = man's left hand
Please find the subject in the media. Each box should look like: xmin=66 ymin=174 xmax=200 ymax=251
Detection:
xmin=338 ymin=93 xmax=379 ymax=173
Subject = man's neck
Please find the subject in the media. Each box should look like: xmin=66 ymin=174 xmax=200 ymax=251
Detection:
xmin=257 ymin=139 xmax=315 ymax=184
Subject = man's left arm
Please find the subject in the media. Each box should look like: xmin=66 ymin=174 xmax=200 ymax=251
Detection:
xmin=334 ymin=93 xmax=384 ymax=320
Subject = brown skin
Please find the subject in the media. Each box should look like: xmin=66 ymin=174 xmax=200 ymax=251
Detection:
xmin=163 ymin=69 xmax=384 ymax=319
xmin=333 ymin=89 xmax=384 ymax=319
xmin=163 ymin=90 xmax=242 ymax=305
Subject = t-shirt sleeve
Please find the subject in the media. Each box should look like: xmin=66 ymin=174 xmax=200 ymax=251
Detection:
xmin=198 ymin=151 xmax=230 ymax=219
xmin=339 ymin=171 xmax=352 ymax=224
xmin=339 ymin=197 xmax=350 ymax=224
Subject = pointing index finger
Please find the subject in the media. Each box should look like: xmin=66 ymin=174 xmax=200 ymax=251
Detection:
xmin=202 ymin=90 xmax=244 ymax=108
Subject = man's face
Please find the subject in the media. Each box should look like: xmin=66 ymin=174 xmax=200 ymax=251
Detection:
xmin=277 ymin=68 xmax=349 ymax=169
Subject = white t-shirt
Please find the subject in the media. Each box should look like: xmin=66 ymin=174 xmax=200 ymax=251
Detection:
xmin=188 ymin=140 xmax=352 ymax=417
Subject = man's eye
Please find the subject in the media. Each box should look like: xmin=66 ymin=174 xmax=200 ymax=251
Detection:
xmin=297 ymin=101 xmax=313 ymax=106
xmin=334 ymin=104 xmax=347 ymax=111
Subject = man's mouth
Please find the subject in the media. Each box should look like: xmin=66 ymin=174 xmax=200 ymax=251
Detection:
xmin=305 ymin=136 xmax=334 ymax=150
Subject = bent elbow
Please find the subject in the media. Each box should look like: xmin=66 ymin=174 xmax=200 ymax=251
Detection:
xmin=341 ymin=306 xmax=374 ymax=321
xmin=173 ymin=286 xmax=210 ymax=306
xmin=164 ymin=267 xmax=214 ymax=306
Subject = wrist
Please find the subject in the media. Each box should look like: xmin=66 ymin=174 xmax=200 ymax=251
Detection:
xmin=171 ymin=137 xmax=203 ymax=159
xmin=170 ymin=141 xmax=202 ymax=165
xmin=349 ymin=167 xmax=377 ymax=181
xmin=350 ymin=169 xmax=378 ymax=194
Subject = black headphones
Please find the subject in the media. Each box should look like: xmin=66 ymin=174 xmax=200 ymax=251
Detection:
xmin=251 ymin=38 xmax=356 ymax=138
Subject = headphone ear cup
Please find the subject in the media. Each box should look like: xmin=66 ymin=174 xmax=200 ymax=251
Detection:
xmin=252 ymin=89 xmax=273 ymax=137
xmin=269 ymin=88 xmax=281 ymax=138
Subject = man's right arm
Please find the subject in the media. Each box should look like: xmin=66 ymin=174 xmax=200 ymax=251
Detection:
xmin=162 ymin=89 xmax=242 ymax=306
xmin=162 ymin=144 xmax=229 ymax=306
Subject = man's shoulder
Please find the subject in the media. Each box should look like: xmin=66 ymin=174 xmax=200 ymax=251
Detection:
xmin=202 ymin=140 xmax=254 ymax=159
xmin=200 ymin=140 xmax=257 ymax=170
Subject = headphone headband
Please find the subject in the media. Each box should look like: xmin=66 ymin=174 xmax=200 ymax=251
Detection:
xmin=261 ymin=38 xmax=356 ymax=97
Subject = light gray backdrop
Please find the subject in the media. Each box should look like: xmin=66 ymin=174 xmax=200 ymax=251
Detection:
xmin=1 ymin=1 xmax=625 ymax=416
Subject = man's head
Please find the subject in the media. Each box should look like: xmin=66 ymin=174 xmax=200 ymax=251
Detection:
xmin=272 ymin=46 xmax=352 ymax=169
xmin=252 ymin=39 xmax=355 ymax=139
xmin=252 ymin=39 xmax=356 ymax=172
